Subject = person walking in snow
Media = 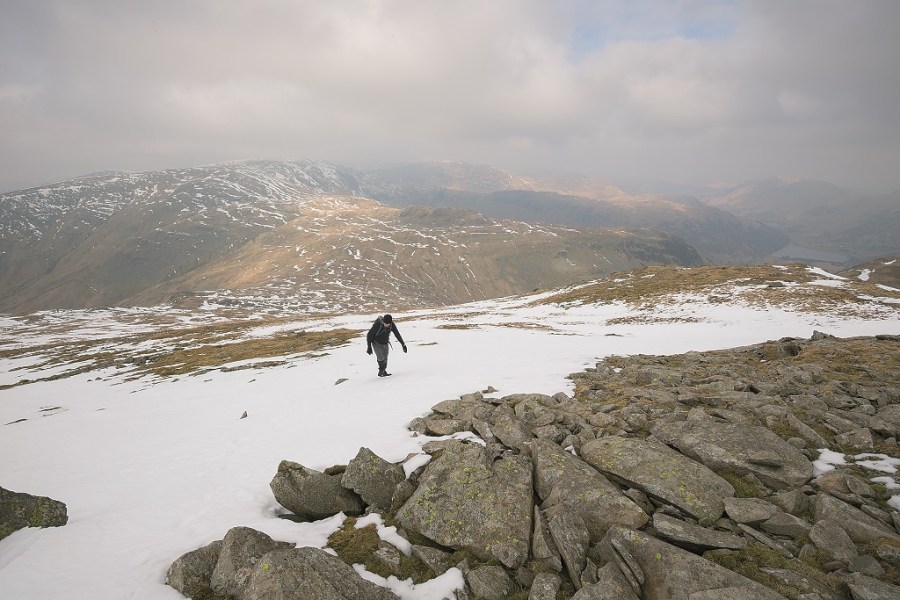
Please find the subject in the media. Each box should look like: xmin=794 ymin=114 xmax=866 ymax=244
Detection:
xmin=366 ymin=314 xmax=407 ymax=377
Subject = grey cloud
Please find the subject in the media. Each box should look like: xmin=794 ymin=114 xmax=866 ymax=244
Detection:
xmin=2 ymin=0 xmax=899 ymax=192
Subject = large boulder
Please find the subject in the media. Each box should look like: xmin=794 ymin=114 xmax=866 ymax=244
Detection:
xmin=0 ymin=486 xmax=68 ymax=540
xmin=431 ymin=397 xmax=494 ymax=422
xmin=531 ymin=439 xmax=648 ymax=543
xmin=491 ymin=410 xmax=533 ymax=450
xmin=651 ymin=513 xmax=746 ymax=552
xmin=166 ymin=539 xmax=224 ymax=599
xmin=808 ymin=519 xmax=858 ymax=564
xmin=531 ymin=505 xmax=563 ymax=572
xmin=210 ymin=526 xmax=294 ymax=598
xmin=875 ymin=404 xmax=900 ymax=434
xmin=243 ymin=547 xmax=400 ymax=600
xmin=395 ymin=441 xmax=533 ymax=568
xmin=723 ymin=497 xmax=779 ymax=524
xmin=573 ymin=563 xmax=640 ymax=599
xmin=598 ymin=526 xmax=787 ymax=600
xmin=581 ymin=436 xmax=734 ymax=525
xmin=546 ymin=507 xmax=590 ymax=590
xmin=530 ymin=572 xmax=563 ymax=600
xmin=270 ymin=460 xmax=364 ymax=519
xmin=845 ymin=572 xmax=900 ymax=600
xmin=814 ymin=494 xmax=900 ymax=543
xmin=466 ymin=565 xmax=515 ymax=600
xmin=651 ymin=420 xmax=813 ymax=490
xmin=531 ymin=506 xmax=563 ymax=573
xmin=341 ymin=447 xmax=405 ymax=512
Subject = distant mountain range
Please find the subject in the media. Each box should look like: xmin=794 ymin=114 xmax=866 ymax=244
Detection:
xmin=365 ymin=162 xmax=789 ymax=264
xmin=701 ymin=176 xmax=900 ymax=263
xmin=1 ymin=159 xmax=896 ymax=315
xmin=0 ymin=160 xmax=701 ymax=314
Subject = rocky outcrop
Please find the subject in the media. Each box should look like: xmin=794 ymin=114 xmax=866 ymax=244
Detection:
xmin=168 ymin=334 xmax=900 ymax=600
xmin=0 ymin=486 xmax=68 ymax=540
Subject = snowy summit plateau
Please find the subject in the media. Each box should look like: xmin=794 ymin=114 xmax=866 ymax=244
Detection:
xmin=1 ymin=159 xmax=900 ymax=600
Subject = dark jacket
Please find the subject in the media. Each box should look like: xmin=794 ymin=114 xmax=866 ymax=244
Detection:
xmin=367 ymin=318 xmax=405 ymax=348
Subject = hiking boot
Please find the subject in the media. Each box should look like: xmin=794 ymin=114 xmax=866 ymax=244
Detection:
xmin=377 ymin=360 xmax=391 ymax=377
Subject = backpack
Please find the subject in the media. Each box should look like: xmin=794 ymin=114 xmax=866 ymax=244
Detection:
xmin=373 ymin=316 xmax=387 ymax=339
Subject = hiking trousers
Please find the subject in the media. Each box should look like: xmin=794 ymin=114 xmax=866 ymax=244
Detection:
xmin=372 ymin=342 xmax=390 ymax=362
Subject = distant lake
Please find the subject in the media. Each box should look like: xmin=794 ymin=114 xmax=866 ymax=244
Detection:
xmin=773 ymin=244 xmax=848 ymax=264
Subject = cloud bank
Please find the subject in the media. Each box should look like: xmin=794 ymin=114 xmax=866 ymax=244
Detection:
xmin=2 ymin=0 xmax=899 ymax=191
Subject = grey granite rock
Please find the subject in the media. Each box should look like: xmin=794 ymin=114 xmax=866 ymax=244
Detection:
xmin=529 ymin=572 xmax=562 ymax=600
xmin=491 ymin=410 xmax=533 ymax=450
xmin=341 ymin=447 xmax=405 ymax=512
xmin=724 ymin=497 xmax=780 ymax=524
xmin=651 ymin=420 xmax=814 ymax=490
xmin=845 ymin=572 xmax=900 ymax=600
xmin=652 ymin=513 xmax=747 ymax=551
xmin=0 ymin=486 xmax=68 ymax=540
xmin=808 ymin=519 xmax=858 ymax=564
xmin=547 ymin=507 xmax=590 ymax=590
xmin=572 ymin=563 xmax=639 ymax=599
xmin=581 ymin=436 xmax=734 ymax=525
xmin=466 ymin=565 xmax=515 ymax=600
xmin=210 ymin=526 xmax=294 ymax=599
xmin=815 ymin=494 xmax=900 ymax=543
xmin=243 ymin=547 xmax=400 ymax=600
xmin=531 ymin=505 xmax=563 ymax=573
xmin=532 ymin=438 xmax=647 ymax=542
xmin=761 ymin=512 xmax=813 ymax=539
xmin=166 ymin=539 xmax=223 ymax=599
xmin=270 ymin=460 xmax=364 ymax=519
xmin=396 ymin=441 xmax=532 ymax=568
xmin=598 ymin=526 xmax=788 ymax=600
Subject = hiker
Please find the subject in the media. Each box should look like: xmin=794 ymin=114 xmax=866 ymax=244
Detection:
xmin=366 ymin=314 xmax=407 ymax=377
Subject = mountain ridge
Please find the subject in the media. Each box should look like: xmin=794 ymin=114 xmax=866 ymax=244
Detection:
xmin=3 ymin=159 xmax=895 ymax=316
xmin=0 ymin=171 xmax=703 ymax=315
xmin=367 ymin=162 xmax=789 ymax=264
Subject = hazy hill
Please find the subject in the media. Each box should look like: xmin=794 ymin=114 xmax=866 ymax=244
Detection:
xmin=0 ymin=162 xmax=702 ymax=315
xmin=368 ymin=162 xmax=789 ymax=264
xmin=704 ymin=177 xmax=900 ymax=263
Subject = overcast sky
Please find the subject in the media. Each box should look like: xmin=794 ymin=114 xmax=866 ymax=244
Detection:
xmin=2 ymin=0 xmax=900 ymax=193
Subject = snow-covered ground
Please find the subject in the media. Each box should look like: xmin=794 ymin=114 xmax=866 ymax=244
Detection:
xmin=1 ymin=286 xmax=899 ymax=599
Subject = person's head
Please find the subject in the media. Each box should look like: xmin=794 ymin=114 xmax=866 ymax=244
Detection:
xmin=383 ymin=314 xmax=393 ymax=326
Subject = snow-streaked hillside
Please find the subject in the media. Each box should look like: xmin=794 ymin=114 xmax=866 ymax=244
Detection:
xmin=0 ymin=160 xmax=368 ymax=313
xmin=0 ymin=160 xmax=703 ymax=315
xmin=0 ymin=265 xmax=898 ymax=599
xmin=0 ymin=159 xmax=363 ymax=243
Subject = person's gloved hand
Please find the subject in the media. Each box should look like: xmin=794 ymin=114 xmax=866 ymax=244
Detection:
xmin=366 ymin=347 xmax=373 ymax=355
xmin=402 ymin=344 xmax=408 ymax=353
